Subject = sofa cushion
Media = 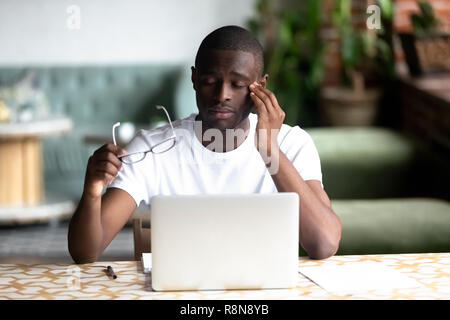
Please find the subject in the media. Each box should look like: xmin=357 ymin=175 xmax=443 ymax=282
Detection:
xmin=332 ymin=198 xmax=450 ymax=255
xmin=306 ymin=127 xmax=440 ymax=199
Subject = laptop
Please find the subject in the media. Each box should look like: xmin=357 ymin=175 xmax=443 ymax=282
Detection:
xmin=150 ymin=192 xmax=299 ymax=291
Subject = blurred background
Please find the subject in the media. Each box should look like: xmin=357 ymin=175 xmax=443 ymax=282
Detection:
xmin=0 ymin=0 xmax=449 ymax=264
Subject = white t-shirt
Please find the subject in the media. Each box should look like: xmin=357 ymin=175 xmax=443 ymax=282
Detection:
xmin=108 ymin=113 xmax=323 ymax=206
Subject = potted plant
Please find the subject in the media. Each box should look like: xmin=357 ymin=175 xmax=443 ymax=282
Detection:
xmin=398 ymin=0 xmax=450 ymax=76
xmin=320 ymin=0 xmax=392 ymax=127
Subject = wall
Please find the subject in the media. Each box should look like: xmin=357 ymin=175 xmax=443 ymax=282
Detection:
xmin=0 ymin=0 xmax=257 ymax=66
xmin=394 ymin=0 xmax=450 ymax=32
xmin=0 ymin=0 xmax=258 ymax=118
xmin=393 ymin=0 xmax=450 ymax=62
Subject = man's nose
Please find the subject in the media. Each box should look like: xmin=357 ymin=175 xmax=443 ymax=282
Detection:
xmin=215 ymin=83 xmax=232 ymax=102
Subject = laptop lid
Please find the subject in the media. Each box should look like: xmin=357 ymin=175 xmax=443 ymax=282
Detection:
xmin=150 ymin=192 xmax=299 ymax=291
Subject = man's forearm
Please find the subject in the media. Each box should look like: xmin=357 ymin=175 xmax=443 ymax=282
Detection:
xmin=266 ymin=149 xmax=341 ymax=259
xmin=68 ymin=193 xmax=104 ymax=264
xmin=249 ymin=79 xmax=340 ymax=258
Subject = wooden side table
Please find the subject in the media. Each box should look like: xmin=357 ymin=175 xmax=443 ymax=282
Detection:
xmin=0 ymin=117 xmax=74 ymax=224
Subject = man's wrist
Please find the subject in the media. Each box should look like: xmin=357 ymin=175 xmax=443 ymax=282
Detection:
xmin=81 ymin=189 xmax=102 ymax=202
xmin=259 ymin=146 xmax=281 ymax=175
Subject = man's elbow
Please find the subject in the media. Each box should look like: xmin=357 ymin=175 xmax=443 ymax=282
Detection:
xmin=308 ymin=211 xmax=342 ymax=259
xmin=307 ymin=242 xmax=340 ymax=260
xmin=71 ymin=255 xmax=98 ymax=264
xmin=70 ymin=252 xmax=99 ymax=265
xmin=68 ymin=244 xmax=99 ymax=264
xmin=304 ymin=232 xmax=341 ymax=260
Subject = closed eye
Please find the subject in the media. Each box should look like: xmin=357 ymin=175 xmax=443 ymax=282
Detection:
xmin=232 ymin=83 xmax=247 ymax=88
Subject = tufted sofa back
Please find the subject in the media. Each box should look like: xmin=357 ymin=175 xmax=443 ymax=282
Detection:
xmin=0 ymin=64 xmax=197 ymax=201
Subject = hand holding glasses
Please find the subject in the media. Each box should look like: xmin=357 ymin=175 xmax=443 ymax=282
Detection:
xmin=112 ymin=105 xmax=177 ymax=164
xmin=83 ymin=106 xmax=177 ymax=199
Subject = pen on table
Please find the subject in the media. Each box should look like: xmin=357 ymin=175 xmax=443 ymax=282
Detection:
xmin=107 ymin=266 xmax=117 ymax=279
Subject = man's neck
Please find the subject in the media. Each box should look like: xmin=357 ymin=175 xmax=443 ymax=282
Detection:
xmin=194 ymin=115 xmax=250 ymax=152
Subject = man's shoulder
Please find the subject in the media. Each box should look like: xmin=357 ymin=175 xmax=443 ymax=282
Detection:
xmin=280 ymin=121 xmax=310 ymax=139
xmin=279 ymin=122 xmax=316 ymax=151
xmin=248 ymin=112 xmax=314 ymax=147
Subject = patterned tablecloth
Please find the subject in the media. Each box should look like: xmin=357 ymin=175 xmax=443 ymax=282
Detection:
xmin=0 ymin=253 xmax=449 ymax=300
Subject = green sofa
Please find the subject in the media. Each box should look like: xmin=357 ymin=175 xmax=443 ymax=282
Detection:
xmin=306 ymin=127 xmax=450 ymax=255
xmin=1 ymin=65 xmax=448 ymax=256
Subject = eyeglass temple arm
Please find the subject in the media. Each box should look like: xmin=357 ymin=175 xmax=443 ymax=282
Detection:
xmin=112 ymin=122 xmax=121 ymax=145
xmin=156 ymin=105 xmax=176 ymax=135
xmin=113 ymin=106 xmax=173 ymax=151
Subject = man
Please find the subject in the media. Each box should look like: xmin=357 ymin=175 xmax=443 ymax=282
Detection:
xmin=68 ymin=25 xmax=342 ymax=264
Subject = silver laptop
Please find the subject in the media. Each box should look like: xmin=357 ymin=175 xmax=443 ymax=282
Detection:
xmin=150 ymin=193 xmax=299 ymax=291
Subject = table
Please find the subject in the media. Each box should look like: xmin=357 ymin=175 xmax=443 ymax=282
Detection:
xmin=0 ymin=117 xmax=74 ymax=224
xmin=0 ymin=253 xmax=449 ymax=300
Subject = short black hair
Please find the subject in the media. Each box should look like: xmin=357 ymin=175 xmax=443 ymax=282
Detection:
xmin=195 ymin=25 xmax=264 ymax=77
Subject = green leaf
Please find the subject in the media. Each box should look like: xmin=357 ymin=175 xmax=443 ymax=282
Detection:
xmin=379 ymin=0 xmax=393 ymax=20
xmin=279 ymin=16 xmax=292 ymax=48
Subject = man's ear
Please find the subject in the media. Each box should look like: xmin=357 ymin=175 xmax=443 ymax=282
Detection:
xmin=191 ymin=66 xmax=197 ymax=91
xmin=259 ymin=74 xmax=269 ymax=88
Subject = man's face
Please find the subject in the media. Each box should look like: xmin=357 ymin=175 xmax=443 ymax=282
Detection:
xmin=191 ymin=49 xmax=261 ymax=131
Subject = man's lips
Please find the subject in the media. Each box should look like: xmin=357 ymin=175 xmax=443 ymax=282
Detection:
xmin=208 ymin=107 xmax=235 ymax=120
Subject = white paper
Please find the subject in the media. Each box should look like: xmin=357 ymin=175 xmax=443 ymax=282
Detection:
xmin=299 ymin=261 xmax=422 ymax=295
xmin=142 ymin=253 xmax=152 ymax=273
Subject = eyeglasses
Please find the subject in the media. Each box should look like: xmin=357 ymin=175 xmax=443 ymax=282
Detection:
xmin=112 ymin=105 xmax=177 ymax=164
